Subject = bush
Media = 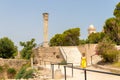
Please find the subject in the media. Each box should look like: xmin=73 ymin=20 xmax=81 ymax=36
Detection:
xmin=15 ymin=67 xmax=26 ymax=79
xmin=7 ymin=68 xmax=16 ymax=79
xmin=23 ymin=69 xmax=33 ymax=79
xmin=0 ymin=66 xmax=3 ymax=73
xmin=15 ymin=67 xmax=34 ymax=79
xmin=96 ymin=39 xmax=120 ymax=63
xmin=102 ymin=50 xmax=120 ymax=62
xmin=0 ymin=66 xmax=4 ymax=78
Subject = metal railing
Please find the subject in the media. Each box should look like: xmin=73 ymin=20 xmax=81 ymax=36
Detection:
xmin=38 ymin=60 xmax=73 ymax=79
xmin=64 ymin=65 xmax=120 ymax=80
xmin=51 ymin=63 xmax=73 ymax=79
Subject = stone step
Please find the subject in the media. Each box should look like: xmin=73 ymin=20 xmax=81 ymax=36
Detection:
xmin=60 ymin=46 xmax=82 ymax=66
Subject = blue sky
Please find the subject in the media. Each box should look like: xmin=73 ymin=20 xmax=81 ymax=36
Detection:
xmin=0 ymin=0 xmax=119 ymax=49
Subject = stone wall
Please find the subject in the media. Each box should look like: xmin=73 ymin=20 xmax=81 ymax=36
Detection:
xmin=0 ymin=58 xmax=29 ymax=70
xmin=78 ymin=44 xmax=101 ymax=65
xmin=33 ymin=47 xmax=64 ymax=64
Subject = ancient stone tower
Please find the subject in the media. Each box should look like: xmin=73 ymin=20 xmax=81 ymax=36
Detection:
xmin=88 ymin=24 xmax=96 ymax=35
xmin=43 ymin=13 xmax=49 ymax=47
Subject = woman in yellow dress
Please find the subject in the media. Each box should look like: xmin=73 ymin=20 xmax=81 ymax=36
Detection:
xmin=81 ymin=53 xmax=87 ymax=68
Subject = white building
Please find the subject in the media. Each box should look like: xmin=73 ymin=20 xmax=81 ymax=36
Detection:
xmin=88 ymin=24 xmax=96 ymax=35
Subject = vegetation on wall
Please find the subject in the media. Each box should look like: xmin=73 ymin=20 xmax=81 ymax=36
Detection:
xmin=0 ymin=66 xmax=4 ymax=78
xmin=15 ymin=66 xmax=34 ymax=79
xmin=7 ymin=68 xmax=16 ymax=79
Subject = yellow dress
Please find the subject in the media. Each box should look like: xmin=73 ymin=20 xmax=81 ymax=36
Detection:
xmin=81 ymin=57 xmax=87 ymax=68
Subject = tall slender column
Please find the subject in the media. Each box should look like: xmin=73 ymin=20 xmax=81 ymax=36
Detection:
xmin=43 ymin=13 xmax=49 ymax=47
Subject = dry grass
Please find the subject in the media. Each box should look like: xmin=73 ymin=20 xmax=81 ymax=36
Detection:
xmin=112 ymin=62 xmax=120 ymax=68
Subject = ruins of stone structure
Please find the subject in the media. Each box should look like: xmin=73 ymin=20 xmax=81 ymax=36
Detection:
xmin=33 ymin=44 xmax=101 ymax=66
xmin=33 ymin=47 xmax=64 ymax=64
xmin=43 ymin=13 xmax=49 ymax=47
xmin=0 ymin=58 xmax=28 ymax=70
xmin=33 ymin=13 xmax=100 ymax=66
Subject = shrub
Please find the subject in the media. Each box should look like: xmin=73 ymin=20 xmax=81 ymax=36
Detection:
xmin=23 ymin=69 xmax=33 ymax=79
xmin=7 ymin=68 xmax=16 ymax=79
xmin=96 ymin=39 xmax=120 ymax=63
xmin=0 ymin=66 xmax=4 ymax=78
xmin=15 ymin=66 xmax=34 ymax=79
xmin=102 ymin=50 xmax=120 ymax=62
xmin=0 ymin=66 xmax=3 ymax=73
xmin=15 ymin=67 xmax=26 ymax=79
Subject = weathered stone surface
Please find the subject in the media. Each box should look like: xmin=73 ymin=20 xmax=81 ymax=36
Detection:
xmin=33 ymin=47 xmax=64 ymax=65
xmin=0 ymin=58 xmax=28 ymax=70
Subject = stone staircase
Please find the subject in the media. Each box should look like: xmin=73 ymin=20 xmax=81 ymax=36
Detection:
xmin=60 ymin=46 xmax=82 ymax=66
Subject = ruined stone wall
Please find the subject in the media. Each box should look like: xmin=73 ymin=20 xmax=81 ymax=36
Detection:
xmin=34 ymin=44 xmax=101 ymax=65
xmin=33 ymin=47 xmax=64 ymax=64
xmin=0 ymin=58 xmax=29 ymax=70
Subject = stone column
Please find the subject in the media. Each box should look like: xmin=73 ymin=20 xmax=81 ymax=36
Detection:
xmin=43 ymin=13 xmax=49 ymax=47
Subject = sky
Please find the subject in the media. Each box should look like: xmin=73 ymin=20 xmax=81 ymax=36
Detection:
xmin=0 ymin=0 xmax=120 ymax=50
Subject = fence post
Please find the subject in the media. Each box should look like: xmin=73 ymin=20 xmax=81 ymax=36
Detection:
xmin=84 ymin=69 xmax=87 ymax=80
xmin=64 ymin=66 xmax=67 ymax=80
xmin=91 ymin=56 xmax=92 ymax=65
xmin=72 ymin=63 xmax=73 ymax=77
xmin=51 ymin=64 xmax=54 ymax=79
xmin=58 ymin=63 xmax=60 ymax=69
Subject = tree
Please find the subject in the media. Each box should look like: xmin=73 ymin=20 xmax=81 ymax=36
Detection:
xmin=20 ymin=38 xmax=36 ymax=60
xmin=50 ymin=28 xmax=80 ymax=46
xmin=114 ymin=2 xmax=120 ymax=19
xmin=87 ymin=32 xmax=105 ymax=43
xmin=104 ymin=2 xmax=120 ymax=45
xmin=50 ymin=34 xmax=64 ymax=46
xmin=0 ymin=37 xmax=17 ymax=58
xmin=79 ymin=39 xmax=86 ymax=45
xmin=63 ymin=28 xmax=80 ymax=46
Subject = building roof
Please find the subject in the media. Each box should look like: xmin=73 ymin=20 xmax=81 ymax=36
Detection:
xmin=88 ymin=24 xmax=96 ymax=30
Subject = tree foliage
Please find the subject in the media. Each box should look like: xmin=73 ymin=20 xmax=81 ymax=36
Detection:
xmin=114 ymin=2 xmax=120 ymax=19
xmin=79 ymin=39 xmax=86 ymax=45
xmin=87 ymin=32 xmax=105 ymax=43
xmin=104 ymin=2 xmax=120 ymax=45
xmin=20 ymin=38 xmax=36 ymax=60
xmin=0 ymin=37 xmax=17 ymax=58
xmin=50 ymin=34 xmax=64 ymax=46
xmin=50 ymin=28 xmax=80 ymax=46
xmin=104 ymin=17 xmax=120 ymax=44
xmin=96 ymin=38 xmax=120 ymax=63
